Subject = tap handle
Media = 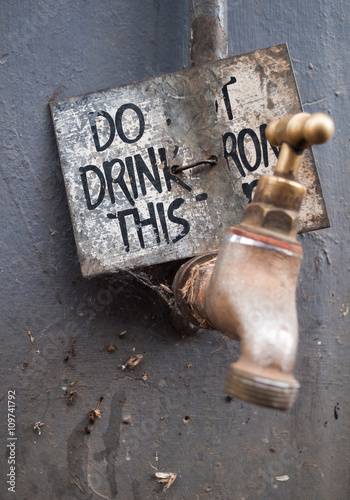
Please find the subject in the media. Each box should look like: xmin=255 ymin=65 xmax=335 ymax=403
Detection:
xmin=266 ymin=112 xmax=334 ymax=151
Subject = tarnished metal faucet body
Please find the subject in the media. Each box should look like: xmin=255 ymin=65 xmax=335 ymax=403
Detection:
xmin=173 ymin=112 xmax=334 ymax=410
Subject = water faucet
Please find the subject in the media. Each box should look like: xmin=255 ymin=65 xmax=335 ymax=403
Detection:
xmin=173 ymin=112 xmax=334 ymax=410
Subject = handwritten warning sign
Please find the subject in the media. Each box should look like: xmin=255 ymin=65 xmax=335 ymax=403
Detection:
xmin=50 ymin=44 xmax=327 ymax=277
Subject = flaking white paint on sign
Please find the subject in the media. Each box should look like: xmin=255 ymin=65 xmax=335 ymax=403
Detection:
xmin=51 ymin=44 xmax=327 ymax=277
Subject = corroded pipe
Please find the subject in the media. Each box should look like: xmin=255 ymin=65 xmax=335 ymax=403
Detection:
xmin=173 ymin=112 xmax=334 ymax=410
xmin=189 ymin=0 xmax=228 ymax=67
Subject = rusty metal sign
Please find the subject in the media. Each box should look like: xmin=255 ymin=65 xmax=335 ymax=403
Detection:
xmin=50 ymin=44 xmax=328 ymax=277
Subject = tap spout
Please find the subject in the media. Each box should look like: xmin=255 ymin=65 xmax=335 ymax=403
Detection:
xmin=205 ymin=227 xmax=302 ymax=409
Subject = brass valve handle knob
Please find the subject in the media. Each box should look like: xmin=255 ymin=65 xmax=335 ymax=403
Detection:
xmin=262 ymin=112 xmax=334 ymax=182
xmin=266 ymin=112 xmax=334 ymax=151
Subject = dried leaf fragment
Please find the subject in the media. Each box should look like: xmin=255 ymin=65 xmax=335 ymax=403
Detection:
xmin=68 ymin=390 xmax=77 ymax=405
xmin=160 ymin=283 xmax=173 ymax=294
xmin=119 ymin=330 xmax=126 ymax=337
xmin=155 ymin=472 xmax=177 ymax=491
xmin=88 ymin=410 xmax=96 ymax=424
xmin=107 ymin=345 xmax=116 ymax=352
xmin=275 ymin=475 xmax=289 ymax=482
xmin=70 ymin=337 xmax=76 ymax=357
xmin=122 ymin=354 xmax=143 ymax=370
xmin=85 ymin=396 xmax=103 ymax=434
xmin=34 ymin=422 xmax=44 ymax=435
xmin=72 ymin=475 xmax=85 ymax=493
xmin=27 ymin=331 xmax=34 ymax=344
xmin=88 ymin=397 xmax=103 ymax=426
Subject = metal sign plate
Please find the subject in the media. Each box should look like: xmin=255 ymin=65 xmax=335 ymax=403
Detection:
xmin=51 ymin=44 xmax=328 ymax=277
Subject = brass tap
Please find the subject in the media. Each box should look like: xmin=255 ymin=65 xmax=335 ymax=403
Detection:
xmin=173 ymin=112 xmax=334 ymax=410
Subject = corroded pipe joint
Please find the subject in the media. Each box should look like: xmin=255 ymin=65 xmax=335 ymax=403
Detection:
xmin=173 ymin=253 xmax=217 ymax=330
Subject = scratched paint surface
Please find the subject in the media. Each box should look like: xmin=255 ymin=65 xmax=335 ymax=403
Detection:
xmin=51 ymin=44 xmax=327 ymax=277
xmin=1 ymin=1 xmax=349 ymax=499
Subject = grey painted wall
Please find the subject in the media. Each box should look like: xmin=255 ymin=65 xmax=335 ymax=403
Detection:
xmin=0 ymin=1 xmax=349 ymax=499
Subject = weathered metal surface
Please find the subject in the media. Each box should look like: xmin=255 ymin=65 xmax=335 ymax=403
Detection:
xmin=51 ymin=44 xmax=328 ymax=277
